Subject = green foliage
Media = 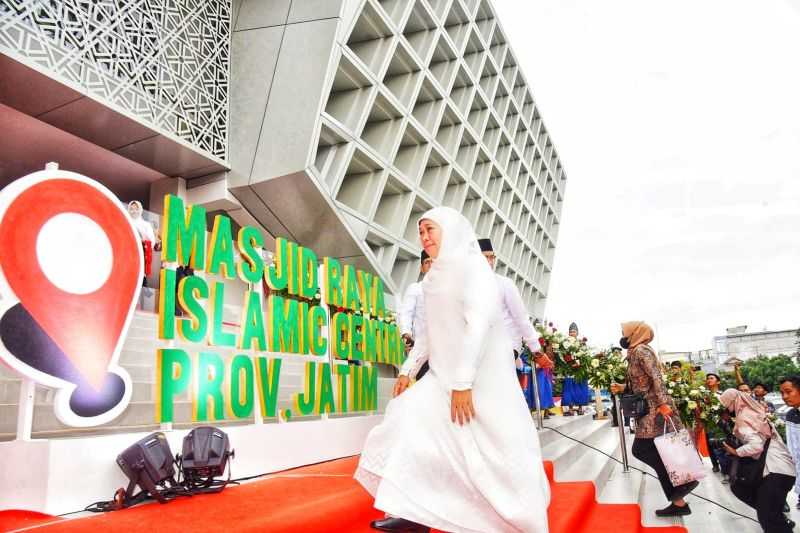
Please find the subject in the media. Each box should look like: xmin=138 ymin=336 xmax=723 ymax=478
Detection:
xmin=718 ymin=370 xmax=737 ymax=391
xmin=534 ymin=323 xmax=592 ymax=381
xmin=738 ymin=354 xmax=800 ymax=391
xmin=795 ymin=327 xmax=800 ymax=358
xmin=664 ymin=365 xmax=724 ymax=432
xmin=587 ymin=348 xmax=627 ymax=390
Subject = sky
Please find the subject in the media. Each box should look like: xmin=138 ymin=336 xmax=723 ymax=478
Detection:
xmin=493 ymin=0 xmax=800 ymax=353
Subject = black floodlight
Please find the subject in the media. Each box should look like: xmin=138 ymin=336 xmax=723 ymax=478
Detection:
xmin=116 ymin=432 xmax=179 ymax=504
xmin=178 ymin=426 xmax=234 ymax=492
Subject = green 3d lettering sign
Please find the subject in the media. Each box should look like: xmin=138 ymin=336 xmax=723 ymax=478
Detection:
xmin=155 ymin=195 xmax=402 ymax=423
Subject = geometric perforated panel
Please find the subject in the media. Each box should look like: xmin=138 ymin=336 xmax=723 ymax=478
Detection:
xmin=312 ymin=0 xmax=566 ymax=315
xmin=0 ymin=0 xmax=229 ymax=160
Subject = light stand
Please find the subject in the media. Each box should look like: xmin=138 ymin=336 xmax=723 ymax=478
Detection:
xmin=531 ymin=362 xmax=543 ymax=430
xmin=614 ymin=394 xmax=631 ymax=473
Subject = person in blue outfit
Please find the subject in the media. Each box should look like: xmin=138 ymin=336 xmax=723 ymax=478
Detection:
xmin=515 ymin=329 xmax=555 ymax=418
xmin=533 ymin=340 xmax=556 ymax=418
xmin=561 ymin=322 xmax=591 ymax=416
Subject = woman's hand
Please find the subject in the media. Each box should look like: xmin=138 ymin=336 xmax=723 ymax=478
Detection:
xmin=393 ymin=375 xmax=411 ymax=397
xmin=610 ymin=383 xmax=625 ymax=395
xmin=722 ymin=442 xmax=738 ymax=457
xmin=451 ymin=389 xmax=476 ymax=425
xmin=657 ymin=404 xmax=673 ymax=417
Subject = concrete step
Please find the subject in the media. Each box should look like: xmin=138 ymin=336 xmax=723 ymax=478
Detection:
xmin=552 ymin=423 xmax=621 ymax=497
xmin=537 ymin=412 xmax=597 ymax=447
xmin=0 ymin=379 xmax=52 ymax=404
xmin=0 ymin=379 xmax=160 ymax=404
xmin=657 ymin=458 xmax=767 ymax=533
xmin=0 ymin=413 xmax=279 ymax=442
xmin=0 ymin=303 xmax=398 ymax=440
xmin=0 ymin=367 xmax=394 ymax=439
xmin=0 ymin=393 xmax=319 ymax=436
xmin=541 ymin=418 xmax=611 ymax=478
xmin=541 ymin=416 xmax=769 ymax=533
xmin=596 ymin=432 xmax=772 ymax=533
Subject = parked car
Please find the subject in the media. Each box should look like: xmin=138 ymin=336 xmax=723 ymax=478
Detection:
xmin=776 ymin=405 xmax=791 ymax=420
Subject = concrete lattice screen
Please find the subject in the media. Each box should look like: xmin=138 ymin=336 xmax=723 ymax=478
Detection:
xmin=311 ymin=0 xmax=566 ymax=316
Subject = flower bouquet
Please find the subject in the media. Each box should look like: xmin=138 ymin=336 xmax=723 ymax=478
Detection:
xmin=665 ymin=371 xmax=723 ymax=432
xmin=587 ymin=348 xmax=627 ymax=390
xmin=534 ymin=322 xmax=566 ymax=351
xmin=768 ymin=413 xmax=787 ymax=441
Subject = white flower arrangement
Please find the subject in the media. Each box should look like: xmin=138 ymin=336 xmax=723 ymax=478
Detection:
xmin=666 ymin=367 xmax=723 ymax=431
xmin=586 ymin=347 xmax=627 ymax=390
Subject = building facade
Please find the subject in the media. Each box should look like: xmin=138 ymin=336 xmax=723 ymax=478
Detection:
xmin=0 ymin=0 xmax=566 ymax=317
xmin=659 ymin=349 xmax=717 ymax=375
xmin=0 ymin=0 xmax=567 ymax=439
xmin=714 ymin=325 xmax=798 ymax=368
xmin=226 ymin=0 xmax=566 ymax=316
xmin=0 ymin=4 xmax=570 ymax=514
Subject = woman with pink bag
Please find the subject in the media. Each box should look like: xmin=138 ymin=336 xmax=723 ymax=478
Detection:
xmin=610 ymin=321 xmax=699 ymax=517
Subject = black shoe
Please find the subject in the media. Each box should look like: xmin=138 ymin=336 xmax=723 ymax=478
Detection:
xmin=370 ymin=517 xmax=430 ymax=532
xmin=671 ymin=480 xmax=699 ymax=501
xmin=655 ymin=503 xmax=692 ymax=517
xmin=712 ymin=465 xmax=720 ymax=473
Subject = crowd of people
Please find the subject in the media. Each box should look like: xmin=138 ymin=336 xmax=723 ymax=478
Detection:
xmin=352 ymin=207 xmax=800 ymax=533
xmin=610 ymin=322 xmax=800 ymax=533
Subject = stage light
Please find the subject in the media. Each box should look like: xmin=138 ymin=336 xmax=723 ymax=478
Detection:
xmin=116 ymin=432 xmax=180 ymax=504
xmin=178 ymin=426 xmax=234 ymax=492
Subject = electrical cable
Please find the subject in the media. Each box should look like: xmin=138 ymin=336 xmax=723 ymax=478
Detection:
xmin=542 ymin=424 xmax=762 ymax=524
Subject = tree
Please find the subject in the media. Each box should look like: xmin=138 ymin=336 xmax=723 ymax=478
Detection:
xmin=738 ymin=354 xmax=800 ymax=392
xmin=719 ymin=370 xmax=737 ymax=391
xmin=795 ymin=327 xmax=800 ymax=361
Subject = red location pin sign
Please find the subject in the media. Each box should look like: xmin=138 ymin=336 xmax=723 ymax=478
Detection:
xmin=0 ymin=168 xmax=141 ymax=427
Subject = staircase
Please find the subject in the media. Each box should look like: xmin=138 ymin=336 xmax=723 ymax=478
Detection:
xmin=539 ymin=414 xmax=798 ymax=533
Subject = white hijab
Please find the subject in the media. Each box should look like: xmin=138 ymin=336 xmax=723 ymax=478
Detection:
xmin=419 ymin=207 xmax=502 ymax=387
xmin=128 ymin=201 xmax=156 ymax=243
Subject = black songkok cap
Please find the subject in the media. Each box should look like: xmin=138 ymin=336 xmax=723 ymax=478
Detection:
xmin=478 ymin=238 xmax=493 ymax=252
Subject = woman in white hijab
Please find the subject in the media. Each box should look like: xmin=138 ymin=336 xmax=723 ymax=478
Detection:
xmin=355 ymin=207 xmax=550 ymax=533
xmin=127 ymin=201 xmax=160 ymax=283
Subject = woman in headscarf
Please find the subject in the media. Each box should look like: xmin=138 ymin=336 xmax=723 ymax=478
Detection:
xmin=127 ymin=201 xmax=160 ymax=285
xmin=610 ymin=321 xmax=698 ymax=517
xmin=355 ymin=207 xmax=550 ymax=533
xmin=720 ymin=388 xmax=796 ymax=533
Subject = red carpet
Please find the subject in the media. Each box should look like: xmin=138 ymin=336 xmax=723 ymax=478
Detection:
xmin=0 ymin=458 xmax=686 ymax=533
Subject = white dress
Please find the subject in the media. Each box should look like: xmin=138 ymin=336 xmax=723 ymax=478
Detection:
xmin=355 ymin=207 xmax=550 ymax=533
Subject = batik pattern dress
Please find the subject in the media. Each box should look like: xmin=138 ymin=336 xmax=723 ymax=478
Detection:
xmin=625 ymin=344 xmax=682 ymax=438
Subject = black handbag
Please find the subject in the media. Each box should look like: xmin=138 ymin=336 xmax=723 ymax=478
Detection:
xmin=620 ymin=392 xmax=648 ymax=419
xmin=729 ymin=438 xmax=771 ymax=506
xmin=619 ymin=374 xmax=648 ymax=419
